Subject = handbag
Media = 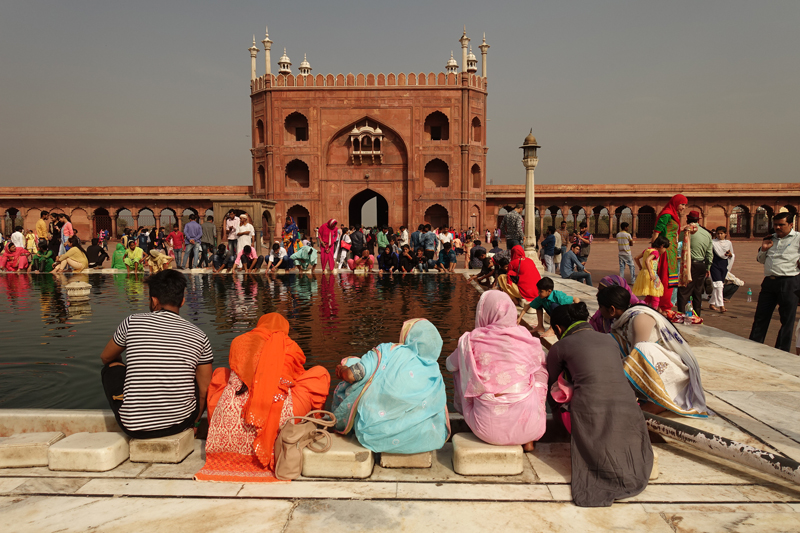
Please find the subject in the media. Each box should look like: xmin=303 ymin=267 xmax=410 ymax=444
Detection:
xmin=341 ymin=241 xmax=351 ymax=250
xmin=274 ymin=410 xmax=336 ymax=481
xmin=509 ymin=258 xmax=523 ymax=285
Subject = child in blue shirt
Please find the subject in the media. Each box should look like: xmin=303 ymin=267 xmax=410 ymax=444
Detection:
xmin=518 ymin=277 xmax=579 ymax=331
xmin=436 ymin=242 xmax=458 ymax=273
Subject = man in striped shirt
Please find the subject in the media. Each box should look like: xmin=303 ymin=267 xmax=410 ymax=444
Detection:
xmin=100 ymin=270 xmax=213 ymax=438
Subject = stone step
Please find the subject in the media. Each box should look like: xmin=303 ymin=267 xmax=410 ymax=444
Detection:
xmin=301 ymin=434 xmax=374 ymax=479
xmin=0 ymin=432 xmax=65 ymax=468
xmin=48 ymin=432 xmax=130 ymax=472
xmin=451 ymin=432 xmax=524 ymax=476
xmin=379 ymin=451 xmax=433 ymax=469
xmin=129 ymin=429 xmax=194 ymax=464
xmin=650 ymin=449 xmax=659 ymax=481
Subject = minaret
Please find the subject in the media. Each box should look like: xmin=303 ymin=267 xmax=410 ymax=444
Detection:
xmin=278 ymin=48 xmax=292 ymax=75
xmin=446 ymin=51 xmax=458 ymax=74
xmin=467 ymin=45 xmax=478 ymax=73
xmin=478 ymin=33 xmax=490 ymax=77
xmin=248 ymin=36 xmax=259 ymax=81
xmin=299 ymin=54 xmax=312 ymax=76
xmin=459 ymin=26 xmax=470 ymax=74
xmin=261 ymin=27 xmax=273 ymax=76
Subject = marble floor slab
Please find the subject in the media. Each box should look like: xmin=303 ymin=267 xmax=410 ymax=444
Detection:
xmin=238 ymin=480 xmax=397 ymax=499
xmin=0 ymin=477 xmax=26 ymax=493
xmin=0 ymin=459 xmax=147 ymax=479
xmin=138 ymin=439 xmax=206 ymax=479
xmin=0 ymin=496 xmax=293 ymax=533
xmin=285 ymin=500 xmax=675 ymax=533
xmin=693 ymin=347 xmax=800 ymax=392
xmin=12 ymin=477 xmax=90 ymax=495
xmin=714 ymin=391 xmax=800 ymax=444
xmin=656 ymin=506 xmax=800 ymax=532
xmin=76 ymin=478 xmax=243 ymax=497
xmin=396 ymin=481 xmax=553 ymax=501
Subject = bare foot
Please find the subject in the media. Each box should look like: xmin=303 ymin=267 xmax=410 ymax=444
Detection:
xmin=522 ymin=441 xmax=535 ymax=452
xmin=640 ymin=402 xmax=667 ymax=415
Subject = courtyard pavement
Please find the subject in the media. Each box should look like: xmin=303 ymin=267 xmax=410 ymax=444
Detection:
xmin=0 ymin=269 xmax=798 ymax=532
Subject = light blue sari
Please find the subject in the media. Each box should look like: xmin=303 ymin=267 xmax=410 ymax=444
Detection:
xmin=332 ymin=319 xmax=449 ymax=454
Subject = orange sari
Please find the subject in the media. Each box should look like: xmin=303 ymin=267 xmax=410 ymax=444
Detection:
xmin=195 ymin=313 xmax=330 ymax=482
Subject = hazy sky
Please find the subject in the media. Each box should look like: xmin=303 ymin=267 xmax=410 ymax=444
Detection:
xmin=1 ymin=1 xmax=797 ymax=187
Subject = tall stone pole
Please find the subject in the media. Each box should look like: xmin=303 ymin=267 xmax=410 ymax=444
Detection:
xmin=249 ymin=36 xmax=259 ymax=81
xmin=521 ymin=130 xmax=543 ymax=268
xmin=479 ymin=33 xmax=489 ymax=78
xmin=261 ymin=27 xmax=272 ymax=76
xmin=459 ymin=26 xmax=470 ymax=73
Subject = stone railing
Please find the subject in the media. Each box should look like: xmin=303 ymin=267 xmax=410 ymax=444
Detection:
xmin=251 ymin=72 xmax=486 ymax=92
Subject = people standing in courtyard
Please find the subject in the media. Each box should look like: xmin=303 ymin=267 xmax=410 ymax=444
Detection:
xmin=349 ymin=226 xmax=365 ymax=259
xmin=167 ymin=224 xmax=185 ymax=269
xmin=501 ymin=204 xmax=524 ymax=250
xmin=332 ymin=319 xmax=448 ymax=454
xmin=58 ymin=214 xmax=73 ymax=256
xmin=236 ymin=214 xmax=255 ymax=260
xmin=651 ymin=194 xmax=688 ymax=312
xmin=616 ymin=222 xmax=636 ymax=284
xmin=282 ymin=216 xmax=299 ymax=253
xmin=560 ymin=243 xmax=592 ymax=286
xmin=318 ymin=218 xmax=338 ymax=273
xmin=577 ymin=222 xmax=592 ymax=264
xmin=48 ymin=214 xmax=62 ymax=258
xmin=447 ymin=290 xmax=548 ymax=451
xmin=183 ymin=214 xmax=203 ymax=269
xmin=199 ymin=215 xmax=216 ymax=268
xmin=545 ymin=301 xmax=654 ymax=507
xmin=336 ymin=227 xmax=352 ymax=269
xmin=421 ymin=224 xmax=437 ymax=264
xmin=677 ymin=211 xmax=713 ymax=316
xmin=709 ymin=226 xmax=734 ymax=313
xmin=633 ymin=235 xmax=669 ymax=309
xmin=100 ymin=270 xmax=213 ymax=439
xmin=35 ymin=211 xmax=50 ymax=245
xmin=556 ymin=221 xmax=570 ymax=257
xmin=540 ymin=226 xmax=556 ymax=273
xmin=225 ymin=210 xmax=240 ymax=256
xmin=748 ymin=212 xmax=800 ymax=353
xmin=410 ymin=224 xmax=422 ymax=253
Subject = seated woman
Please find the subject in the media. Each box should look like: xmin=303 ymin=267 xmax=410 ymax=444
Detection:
xmin=546 ymin=302 xmax=653 ymax=507
xmin=290 ymin=244 xmax=318 ymax=273
xmin=496 ymin=245 xmax=540 ymax=306
xmin=52 ymin=236 xmax=88 ymax=273
xmin=446 ymin=291 xmax=547 ymax=450
xmin=123 ymin=241 xmax=144 ymax=273
xmin=196 ymin=313 xmax=330 ymax=482
xmin=146 ymin=249 xmax=174 ymax=273
xmin=0 ymin=243 xmax=30 ymax=272
xmin=28 ymin=241 xmax=54 ymax=273
xmin=332 ymin=319 xmax=449 ymax=454
xmin=600 ymin=285 xmax=708 ymax=418
xmin=588 ymin=275 xmax=641 ymax=333
xmin=347 ymin=248 xmax=375 ymax=273
xmin=111 ymin=243 xmax=126 ymax=269
xmin=378 ymin=246 xmax=399 ymax=273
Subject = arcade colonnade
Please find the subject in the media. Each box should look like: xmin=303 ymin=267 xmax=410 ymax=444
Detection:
xmin=486 ymin=183 xmax=800 ymax=240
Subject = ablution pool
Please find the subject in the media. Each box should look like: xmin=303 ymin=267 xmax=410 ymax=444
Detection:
xmin=0 ymin=272 xmax=481 ymax=410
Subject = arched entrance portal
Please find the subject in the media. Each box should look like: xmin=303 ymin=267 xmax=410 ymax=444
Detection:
xmin=349 ymin=189 xmax=388 ymax=228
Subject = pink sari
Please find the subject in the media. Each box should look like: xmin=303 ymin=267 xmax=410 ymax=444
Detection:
xmin=446 ymin=290 xmax=548 ymax=446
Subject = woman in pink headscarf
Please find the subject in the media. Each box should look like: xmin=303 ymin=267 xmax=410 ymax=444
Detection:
xmin=446 ymin=290 xmax=548 ymax=450
xmin=318 ymin=219 xmax=338 ymax=272
xmin=0 ymin=243 xmax=30 ymax=272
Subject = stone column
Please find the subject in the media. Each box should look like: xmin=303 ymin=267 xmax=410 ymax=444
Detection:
xmin=0 ymin=210 xmax=5 ymax=236
xmin=249 ymin=37 xmax=259 ymax=82
xmin=112 ymin=216 xmax=118 ymax=239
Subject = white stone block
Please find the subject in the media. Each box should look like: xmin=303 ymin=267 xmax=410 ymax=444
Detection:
xmin=129 ymin=429 xmax=194 ymax=463
xmin=650 ymin=449 xmax=659 ymax=481
xmin=451 ymin=433 xmax=524 ymax=476
xmin=379 ymin=451 xmax=432 ymax=469
xmin=0 ymin=432 xmax=65 ymax=468
xmin=48 ymin=432 xmax=130 ymax=472
xmin=301 ymin=434 xmax=373 ymax=479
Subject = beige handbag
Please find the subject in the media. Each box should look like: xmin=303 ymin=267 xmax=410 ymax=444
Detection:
xmin=274 ymin=410 xmax=336 ymax=481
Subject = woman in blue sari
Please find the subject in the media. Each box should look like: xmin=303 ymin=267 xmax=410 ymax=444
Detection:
xmin=282 ymin=216 xmax=299 ymax=253
xmin=331 ymin=319 xmax=449 ymax=454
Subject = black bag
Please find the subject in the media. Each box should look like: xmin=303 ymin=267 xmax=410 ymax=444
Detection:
xmin=509 ymin=258 xmax=523 ymax=285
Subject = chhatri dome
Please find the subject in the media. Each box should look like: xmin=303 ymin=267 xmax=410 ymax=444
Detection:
xmin=466 ymin=45 xmax=478 ymax=73
xmin=278 ymin=48 xmax=292 ymax=75
xmin=298 ymin=54 xmax=312 ymax=76
xmin=446 ymin=51 xmax=458 ymax=74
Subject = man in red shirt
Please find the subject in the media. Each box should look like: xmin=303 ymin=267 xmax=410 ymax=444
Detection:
xmin=167 ymin=224 xmax=185 ymax=270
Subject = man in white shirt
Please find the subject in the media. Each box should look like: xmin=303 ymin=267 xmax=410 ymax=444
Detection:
xmin=225 ymin=211 xmax=240 ymax=255
xmin=749 ymin=212 xmax=800 ymax=352
xmin=236 ymin=214 xmax=254 ymax=255
xmin=266 ymin=242 xmax=294 ymax=272
xmin=11 ymin=227 xmax=25 ymax=250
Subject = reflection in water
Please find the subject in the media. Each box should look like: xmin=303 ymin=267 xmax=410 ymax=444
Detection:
xmin=0 ymin=273 xmax=480 ymax=410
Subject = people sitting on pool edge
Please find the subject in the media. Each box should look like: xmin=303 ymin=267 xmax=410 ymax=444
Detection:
xmin=100 ymin=269 xmax=213 ymax=439
xmin=331 ymin=318 xmax=449 ymax=454
xmin=446 ymin=291 xmax=547 ymax=452
xmin=196 ymin=312 xmax=330 ymax=482
xmin=598 ymin=285 xmax=708 ymax=417
xmin=497 ymin=245 xmax=541 ymax=307
xmin=546 ymin=301 xmax=654 ymax=507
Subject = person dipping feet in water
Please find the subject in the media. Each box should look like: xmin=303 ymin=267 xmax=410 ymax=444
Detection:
xmin=99 ymin=270 xmax=213 ymax=438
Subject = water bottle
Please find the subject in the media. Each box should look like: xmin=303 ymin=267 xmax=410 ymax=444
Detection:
xmin=747 ymin=288 xmax=752 ymax=302
xmin=685 ymin=302 xmax=693 ymax=323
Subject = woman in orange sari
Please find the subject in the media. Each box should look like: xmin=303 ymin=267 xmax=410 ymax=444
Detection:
xmin=195 ymin=313 xmax=330 ymax=482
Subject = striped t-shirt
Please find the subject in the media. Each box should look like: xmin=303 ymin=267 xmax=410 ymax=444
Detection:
xmin=617 ymin=231 xmax=633 ymax=255
xmin=113 ymin=310 xmax=213 ymax=432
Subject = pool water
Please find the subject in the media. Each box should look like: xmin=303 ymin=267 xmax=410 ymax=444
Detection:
xmin=0 ymin=272 xmax=480 ymax=410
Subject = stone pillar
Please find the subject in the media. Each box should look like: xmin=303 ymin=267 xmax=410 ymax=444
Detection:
xmin=262 ymin=28 xmax=272 ymax=76
xmin=0 ymin=210 xmax=5 ymax=236
xmin=479 ymin=34 xmax=489 ymax=78
xmin=112 ymin=216 xmax=118 ymax=239
xmin=249 ymin=37 xmax=259 ymax=82
xmin=459 ymin=29 xmax=470 ymax=74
